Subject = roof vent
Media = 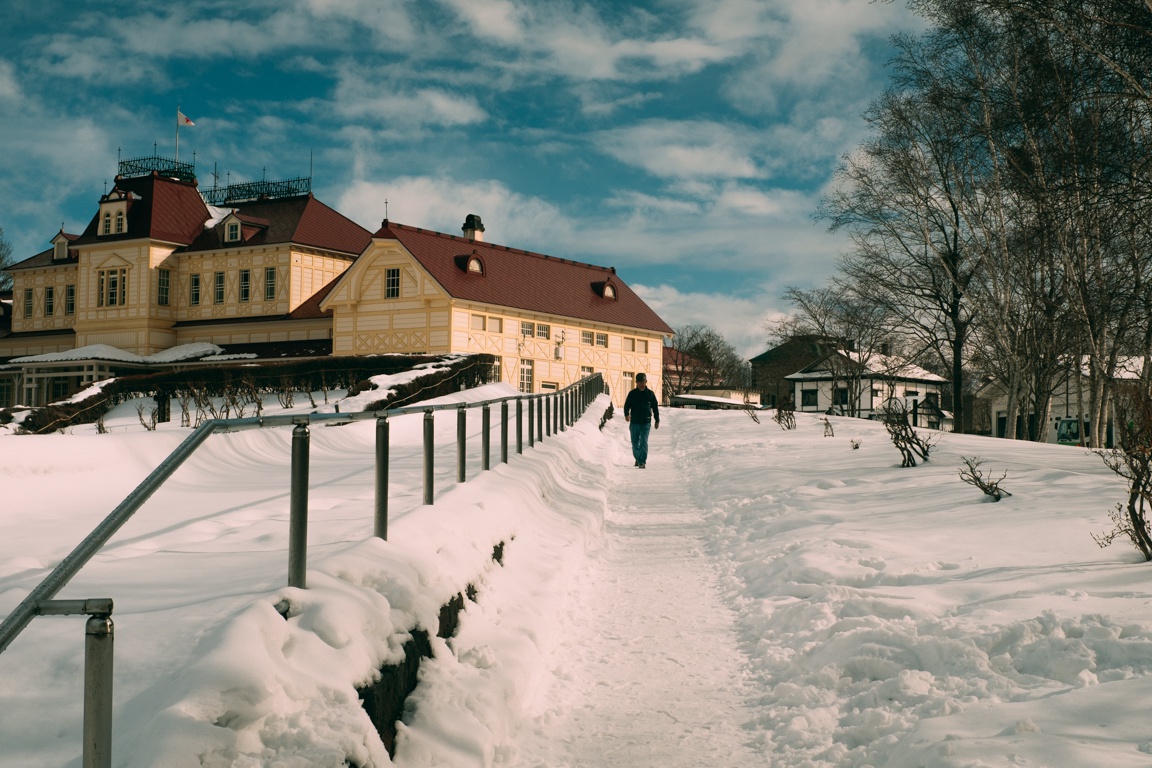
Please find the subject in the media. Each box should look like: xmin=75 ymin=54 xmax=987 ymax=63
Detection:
xmin=462 ymin=214 xmax=485 ymax=242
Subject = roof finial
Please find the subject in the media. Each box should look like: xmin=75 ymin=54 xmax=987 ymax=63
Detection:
xmin=384 ymin=198 xmax=389 ymax=220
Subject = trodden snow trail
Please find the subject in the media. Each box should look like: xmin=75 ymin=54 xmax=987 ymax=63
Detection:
xmin=513 ymin=409 xmax=763 ymax=767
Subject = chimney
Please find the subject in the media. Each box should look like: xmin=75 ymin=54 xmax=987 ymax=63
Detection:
xmin=461 ymin=213 xmax=485 ymax=242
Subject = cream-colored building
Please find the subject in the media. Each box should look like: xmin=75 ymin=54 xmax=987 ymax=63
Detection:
xmin=0 ymin=156 xmax=672 ymax=407
xmin=320 ymin=216 xmax=671 ymax=403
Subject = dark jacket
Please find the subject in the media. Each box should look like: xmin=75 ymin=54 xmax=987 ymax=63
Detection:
xmin=624 ymin=387 xmax=660 ymax=425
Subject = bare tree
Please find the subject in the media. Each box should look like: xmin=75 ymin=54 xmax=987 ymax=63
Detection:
xmin=0 ymin=225 xmax=13 ymax=292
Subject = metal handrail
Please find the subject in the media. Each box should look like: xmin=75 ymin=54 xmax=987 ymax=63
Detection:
xmin=0 ymin=372 xmax=606 ymax=654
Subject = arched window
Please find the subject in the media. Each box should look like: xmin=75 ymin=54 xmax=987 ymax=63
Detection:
xmin=102 ymin=212 xmax=111 ymax=235
xmin=603 ymin=284 xmax=616 ymax=299
xmin=468 ymin=257 xmax=483 ymax=274
xmin=115 ymin=211 xmax=124 ymax=233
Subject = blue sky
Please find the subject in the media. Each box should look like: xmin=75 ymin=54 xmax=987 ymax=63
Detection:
xmin=0 ymin=0 xmax=920 ymax=357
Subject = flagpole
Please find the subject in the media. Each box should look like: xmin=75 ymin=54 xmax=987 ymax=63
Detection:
xmin=175 ymin=105 xmax=181 ymax=164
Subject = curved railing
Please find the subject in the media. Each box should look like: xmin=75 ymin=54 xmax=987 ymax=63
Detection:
xmin=0 ymin=371 xmax=607 ymax=767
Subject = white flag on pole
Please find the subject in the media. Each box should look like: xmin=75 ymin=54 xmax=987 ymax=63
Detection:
xmin=178 ymin=110 xmax=195 ymax=126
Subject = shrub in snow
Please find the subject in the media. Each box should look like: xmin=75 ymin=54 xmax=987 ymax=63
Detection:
xmin=882 ymin=401 xmax=936 ymax=467
xmin=774 ymin=396 xmax=796 ymax=430
xmin=958 ymin=456 xmax=1011 ymax=501
xmin=1094 ymin=392 xmax=1152 ymax=560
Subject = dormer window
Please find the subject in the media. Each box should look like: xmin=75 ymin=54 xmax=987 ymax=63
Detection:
xmin=226 ymin=221 xmax=241 ymax=242
xmin=53 ymin=239 xmax=67 ymax=261
xmin=102 ymin=212 xmax=111 ymax=235
xmin=115 ymin=211 xmax=124 ymax=233
xmin=593 ymin=280 xmax=618 ymax=300
xmin=455 ymin=253 xmax=485 ymax=275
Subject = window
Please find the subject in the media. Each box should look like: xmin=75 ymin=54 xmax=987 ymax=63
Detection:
xmin=467 ymin=257 xmax=483 ymax=273
xmin=264 ymin=267 xmax=277 ymax=300
xmin=385 ymin=267 xmax=400 ymax=299
xmin=44 ymin=286 xmax=54 ymax=317
xmin=834 ymin=387 xmax=849 ymax=406
xmin=23 ymin=289 xmax=32 ymax=317
xmin=595 ymin=332 xmax=608 ymax=348
xmin=157 ymin=269 xmax=171 ymax=306
xmin=541 ymin=382 xmax=558 ymax=391
xmin=637 ymin=339 xmax=648 ymax=354
xmin=490 ymin=317 xmax=503 ymax=333
xmin=623 ymin=371 xmax=635 ymax=389
xmin=536 ymin=323 xmax=550 ymax=339
xmin=0 ymin=379 xmax=10 ymax=409
xmin=115 ymin=211 xmax=124 ymax=234
xmin=97 ymin=268 xmax=127 ymax=307
xmin=872 ymin=388 xmax=883 ymax=399
xmin=51 ymin=378 xmax=70 ymax=402
xmin=581 ymin=366 xmax=594 ymax=377
xmin=604 ymin=284 xmax=616 ymax=299
xmin=519 ymin=359 xmax=534 ymax=393
xmin=581 ymin=330 xmax=594 ymax=345
xmin=471 ymin=314 xmax=486 ymax=332
xmin=624 ymin=337 xmax=635 ymax=352
xmin=65 ymin=285 xmax=75 ymax=315
xmin=226 ymin=221 xmax=241 ymax=242
xmin=239 ymin=269 xmax=250 ymax=302
xmin=904 ymin=389 xmax=919 ymax=397
xmin=521 ymin=321 xmax=535 ymax=337
xmin=214 ymin=271 xmax=225 ymax=304
xmin=102 ymin=212 xmax=111 ymax=235
xmin=190 ymin=273 xmax=201 ymax=306
xmin=54 ymin=240 xmax=67 ymax=260
xmin=801 ymin=390 xmax=819 ymax=407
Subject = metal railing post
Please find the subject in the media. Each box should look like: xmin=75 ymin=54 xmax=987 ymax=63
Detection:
xmin=516 ymin=397 xmax=523 ymax=455
xmin=84 ymin=613 xmax=114 ymax=768
xmin=289 ymin=421 xmax=310 ymax=589
xmin=457 ymin=405 xmax=467 ymax=483
xmin=482 ymin=403 xmax=491 ymax=470
xmin=501 ymin=400 xmax=509 ymax=464
xmin=374 ymin=415 xmax=389 ymax=540
xmin=545 ymin=396 xmax=551 ymax=438
xmin=528 ymin=397 xmax=535 ymax=448
xmin=423 ymin=409 xmax=434 ymax=505
xmin=560 ymin=391 xmax=567 ymax=432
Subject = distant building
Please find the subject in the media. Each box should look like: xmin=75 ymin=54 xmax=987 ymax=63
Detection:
xmin=787 ymin=352 xmax=952 ymax=431
xmin=0 ymin=155 xmax=671 ymax=407
xmin=750 ymin=335 xmax=842 ymax=408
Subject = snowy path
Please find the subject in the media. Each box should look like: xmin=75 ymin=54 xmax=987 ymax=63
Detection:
xmin=513 ymin=414 xmax=763 ymax=767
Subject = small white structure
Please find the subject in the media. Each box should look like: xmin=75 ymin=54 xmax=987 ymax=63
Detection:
xmin=787 ymin=352 xmax=952 ymax=431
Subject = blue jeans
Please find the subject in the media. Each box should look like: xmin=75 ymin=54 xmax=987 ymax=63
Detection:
xmin=630 ymin=421 xmax=651 ymax=465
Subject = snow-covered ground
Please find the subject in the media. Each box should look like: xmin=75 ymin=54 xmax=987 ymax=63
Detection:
xmin=3 ymin=384 xmax=1152 ymax=767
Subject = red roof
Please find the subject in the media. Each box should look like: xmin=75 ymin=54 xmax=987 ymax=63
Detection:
xmin=374 ymin=221 xmax=673 ymax=335
xmin=70 ymin=174 xmax=210 ymax=246
xmin=186 ymin=195 xmax=371 ymax=256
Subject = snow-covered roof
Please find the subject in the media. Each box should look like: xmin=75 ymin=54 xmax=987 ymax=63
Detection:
xmin=787 ymin=352 xmax=946 ymax=383
xmin=672 ymin=393 xmax=754 ymax=407
xmin=7 ymin=342 xmax=224 ymax=365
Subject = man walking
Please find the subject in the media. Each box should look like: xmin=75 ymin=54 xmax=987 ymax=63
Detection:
xmin=623 ymin=372 xmax=660 ymax=468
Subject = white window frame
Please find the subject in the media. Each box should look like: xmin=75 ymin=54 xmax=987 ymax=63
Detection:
xmin=519 ymin=359 xmax=534 ymax=393
xmin=582 ymin=330 xmax=594 ymax=345
xmin=239 ymin=269 xmax=250 ymax=302
xmin=536 ymin=323 xmax=550 ymax=339
xmin=264 ymin=267 xmax=277 ymax=301
xmin=214 ymin=271 xmax=225 ymax=304
xmin=521 ymin=321 xmax=535 ymax=337
xmin=190 ymin=273 xmax=201 ymax=306
xmin=595 ymin=332 xmax=608 ymax=348
xmin=385 ymin=267 xmax=400 ymax=299
xmin=157 ymin=269 xmax=171 ymax=306
xmin=44 ymin=286 xmax=54 ymax=317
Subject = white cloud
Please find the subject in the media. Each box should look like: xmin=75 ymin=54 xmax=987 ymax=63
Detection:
xmin=596 ymin=120 xmax=763 ymax=180
xmin=336 ymin=176 xmax=570 ymax=246
xmin=633 ymin=283 xmax=788 ymax=359
xmin=0 ymin=59 xmax=21 ymax=101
